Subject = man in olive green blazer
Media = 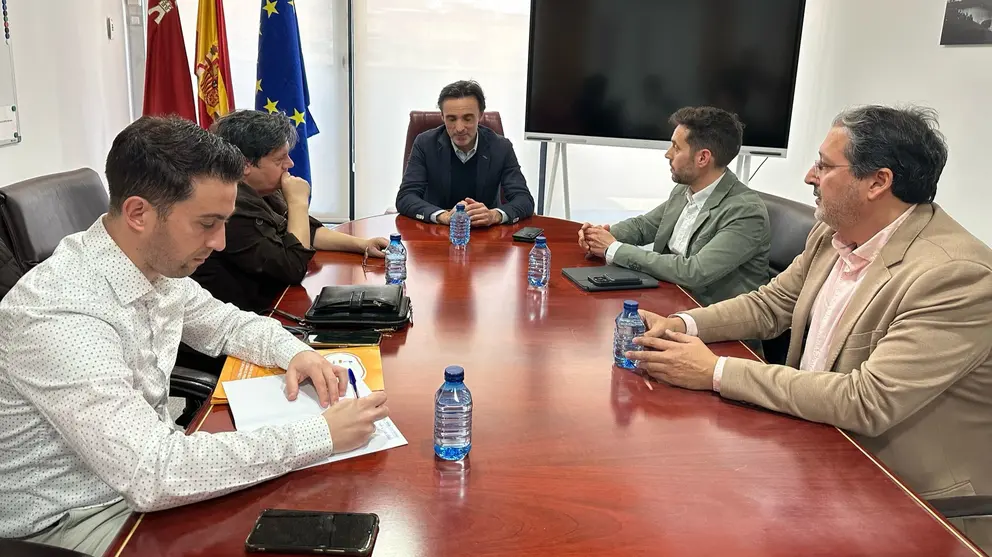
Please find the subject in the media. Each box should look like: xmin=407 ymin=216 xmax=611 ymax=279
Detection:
xmin=580 ymin=107 xmax=770 ymax=307
xmin=633 ymin=105 xmax=992 ymax=552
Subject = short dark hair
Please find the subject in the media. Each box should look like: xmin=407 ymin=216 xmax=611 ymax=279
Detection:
xmin=832 ymin=105 xmax=947 ymax=204
xmin=210 ymin=109 xmax=298 ymax=166
xmin=105 ymin=116 xmax=245 ymax=217
xmin=669 ymin=106 xmax=744 ymax=168
xmin=437 ymin=80 xmax=486 ymax=112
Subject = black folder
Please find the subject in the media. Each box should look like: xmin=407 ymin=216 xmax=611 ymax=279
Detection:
xmin=561 ymin=265 xmax=659 ymax=292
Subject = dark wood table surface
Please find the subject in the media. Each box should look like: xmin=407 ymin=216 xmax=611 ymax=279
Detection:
xmin=109 ymin=215 xmax=981 ymax=557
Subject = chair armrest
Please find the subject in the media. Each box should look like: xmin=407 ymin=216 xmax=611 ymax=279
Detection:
xmin=0 ymin=539 xmax=93 ymax=557
xmin=929 ymin=496 xmax=992 ymax=519
xmin=169 ymin=365 xmax=218 ymax=400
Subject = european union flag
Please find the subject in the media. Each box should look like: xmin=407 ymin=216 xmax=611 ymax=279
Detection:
xmin=256 ymin=0 xmax=318 ymax=183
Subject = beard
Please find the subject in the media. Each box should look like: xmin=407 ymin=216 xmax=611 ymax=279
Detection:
xmin=814 ymin=187 xmax=824 ymax=221
xmin=145 ymin=224 xmax=208 ymax=279
xmin=670 ymin=166 xmax=697 ymax=186
xmin=814 ymin=184 xmax=859 ymax=230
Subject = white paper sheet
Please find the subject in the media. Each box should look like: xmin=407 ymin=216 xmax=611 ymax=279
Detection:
xmin=223 ymin=368 xmax=406 ymax=469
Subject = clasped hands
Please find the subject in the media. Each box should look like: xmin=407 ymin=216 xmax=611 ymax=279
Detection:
xmin=623 ymin=311 xmax=720 ymax=392
xmin=438 ymin=198 xmax=504 ymax=227
xmin=577 ymin=223 xmax=618 ymax=258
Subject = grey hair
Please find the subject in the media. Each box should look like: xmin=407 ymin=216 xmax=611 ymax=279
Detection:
xmin=832 ymin=105 xmax=947 ymax=204
xmin=209 ymin=109 xmax=298 ymax=166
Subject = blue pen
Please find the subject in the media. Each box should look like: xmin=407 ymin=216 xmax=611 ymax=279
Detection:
xmin=347 ymin=368 xmax=360 ymax=398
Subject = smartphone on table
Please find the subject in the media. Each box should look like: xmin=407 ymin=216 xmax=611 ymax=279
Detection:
xmin=512 ymin=226 xmax=544 ymax=242
xmin=245 ymin=509 xmax=379 ymax=555
xmin=588 ymin=273 xmax=642 ymax=287
xmin=307 ymin=330 xmax=382 ymax=348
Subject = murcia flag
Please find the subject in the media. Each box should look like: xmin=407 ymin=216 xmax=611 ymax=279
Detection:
xmin=143 ymin=0 xmax=196 ymax=121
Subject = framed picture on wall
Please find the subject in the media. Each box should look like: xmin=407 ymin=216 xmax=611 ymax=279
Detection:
xmin=941 ymin=0 xmax=992 ymax=45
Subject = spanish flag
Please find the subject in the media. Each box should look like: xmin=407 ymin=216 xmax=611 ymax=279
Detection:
xmin=194 ymin=0 xmax=235 ymax=128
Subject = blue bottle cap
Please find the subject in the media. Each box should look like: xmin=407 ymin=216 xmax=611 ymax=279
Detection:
xmin=535 ymin=235 xmax=547 ymax=246
xmin=444 ymin=365 xmax=465 ymax=382
xmin=623 ymin=300 xmax=639 ymax=312
xmin=455 ymin=203 xmax=466 ymax=211
xmin=390 ymin=233 xmax=401 ymax=241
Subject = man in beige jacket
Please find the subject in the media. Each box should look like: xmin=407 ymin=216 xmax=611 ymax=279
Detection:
xmin=633 ymin=105 xmax=992 ymax=550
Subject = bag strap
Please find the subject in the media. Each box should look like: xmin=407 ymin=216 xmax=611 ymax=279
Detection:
xmin=349 ymin=291 xmax=365 ymax=311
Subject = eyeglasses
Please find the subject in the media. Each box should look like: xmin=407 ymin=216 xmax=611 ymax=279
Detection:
xmin=812 ymin=159 xmax=851 ymax=177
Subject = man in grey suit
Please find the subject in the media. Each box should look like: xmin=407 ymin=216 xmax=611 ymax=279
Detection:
xmin=579 ymin=106 xmax=770 ymax=307
xmin=396 ymin=80 xmax=534 ymax=227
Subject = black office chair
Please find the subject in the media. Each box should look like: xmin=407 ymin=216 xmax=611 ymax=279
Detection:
xmin=930 ymin=497 xmax=992 ymax=520
xmin=0 ymin=235 xmax=20 ymax=299
xmin=0 ymin=169 xmax=217 ymax=426
xmin=0 ymin=539 xmax=92 ymax=557
xmin=756 ymin=191 xmax=817 ymax=365
xmin=0 ymin=168 xmax=110 ymax=271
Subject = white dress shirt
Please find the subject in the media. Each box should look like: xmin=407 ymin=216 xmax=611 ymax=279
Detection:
xmin=606 ymin=173 xmax=724 ymax=264
xmin=429 ymin=133 xmax=509 ymax=224
xmin=0 ymin=217 xmax=333 ymax=538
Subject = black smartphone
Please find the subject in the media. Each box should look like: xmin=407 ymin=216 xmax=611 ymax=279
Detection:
xmin=245 ymin=509 xmax=379 ymax=555
xmin=307 ymin=330 xmax=382 ymax=347
xmin=512 ymin=226 xmax=544 ymax=242
xmin=588 ymin=273 xmax=642 ymax=287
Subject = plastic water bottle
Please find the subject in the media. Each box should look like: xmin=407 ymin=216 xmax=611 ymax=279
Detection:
xmin=614 ymin=300 xmax=646 ymax=369
xmin=527 ymin=235 xmax=551 ymax=288
xmin=449 ymin=203 xmax=471 ymax=248
xmin=434 ymin=365 xmax=473 ymax=461
xmin=384 ymin=233 xmax=407 ymax=284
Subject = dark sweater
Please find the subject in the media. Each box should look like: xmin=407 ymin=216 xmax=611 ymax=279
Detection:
xmin=448 ymin=147 xmax=479 ymax=208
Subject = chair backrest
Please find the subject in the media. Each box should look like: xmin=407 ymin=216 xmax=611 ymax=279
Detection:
xmin=402 ymin=110 xmax=504 ymax=174
xmin=756 ymin=191 xmax=817 ymax=275
xmin=0 ymin=235 xmax=23 ymax=300
xmin=0 ymin=168 xmax=108 ymax=269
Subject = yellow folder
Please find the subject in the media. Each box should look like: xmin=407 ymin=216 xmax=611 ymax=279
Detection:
xmin=210 ymin=346 xmax=385 ymax=405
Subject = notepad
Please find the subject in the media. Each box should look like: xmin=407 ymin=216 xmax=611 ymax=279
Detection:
xmin=223 ymin=372 xmax=407 ymax=469
xmin=212 ymin=346 xmax=385 ymax=404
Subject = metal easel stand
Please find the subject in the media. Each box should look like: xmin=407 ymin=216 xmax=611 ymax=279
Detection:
xmin=735 ymin=154 xmax=753 ymax=185
xmin=543 ymin=141 xmax=572 ymax=220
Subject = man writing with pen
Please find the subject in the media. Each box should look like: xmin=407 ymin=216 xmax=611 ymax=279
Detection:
xmin=0 ymin=116 xmax=390 ymax=556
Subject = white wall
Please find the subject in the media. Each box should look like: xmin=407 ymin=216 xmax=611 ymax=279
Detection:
xmin=736 ymin=0 xmax=992 ymax=246
xmin=0 ymin=0 xmax=131 ymax=187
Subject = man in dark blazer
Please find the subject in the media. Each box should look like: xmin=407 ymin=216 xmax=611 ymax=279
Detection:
xmin=395 ymin=80 xmax=534 ymax=226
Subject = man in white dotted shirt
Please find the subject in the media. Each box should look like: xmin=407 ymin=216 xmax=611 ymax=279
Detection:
xmin=578 ymin=106 xmax=771 ymax=308
xmin=0 ymin=116 xmax=389 ymax=556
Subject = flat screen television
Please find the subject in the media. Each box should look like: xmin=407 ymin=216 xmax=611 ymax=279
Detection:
xmin=524 ymin=0 xmax=807 ymax=156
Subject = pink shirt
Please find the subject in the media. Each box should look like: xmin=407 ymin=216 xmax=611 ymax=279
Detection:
xmin=678 ymin=205 xmax=916 ymax=391
xmin=798 ymin=205 xmax=915 ymax=372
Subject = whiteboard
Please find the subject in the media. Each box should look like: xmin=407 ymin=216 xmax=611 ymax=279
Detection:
xmin=0 ymin=0 xmax=21 ymax=146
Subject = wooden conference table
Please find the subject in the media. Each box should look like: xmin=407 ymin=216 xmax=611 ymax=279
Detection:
xmin=109 ymin=215 xmax=981 ymax=557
